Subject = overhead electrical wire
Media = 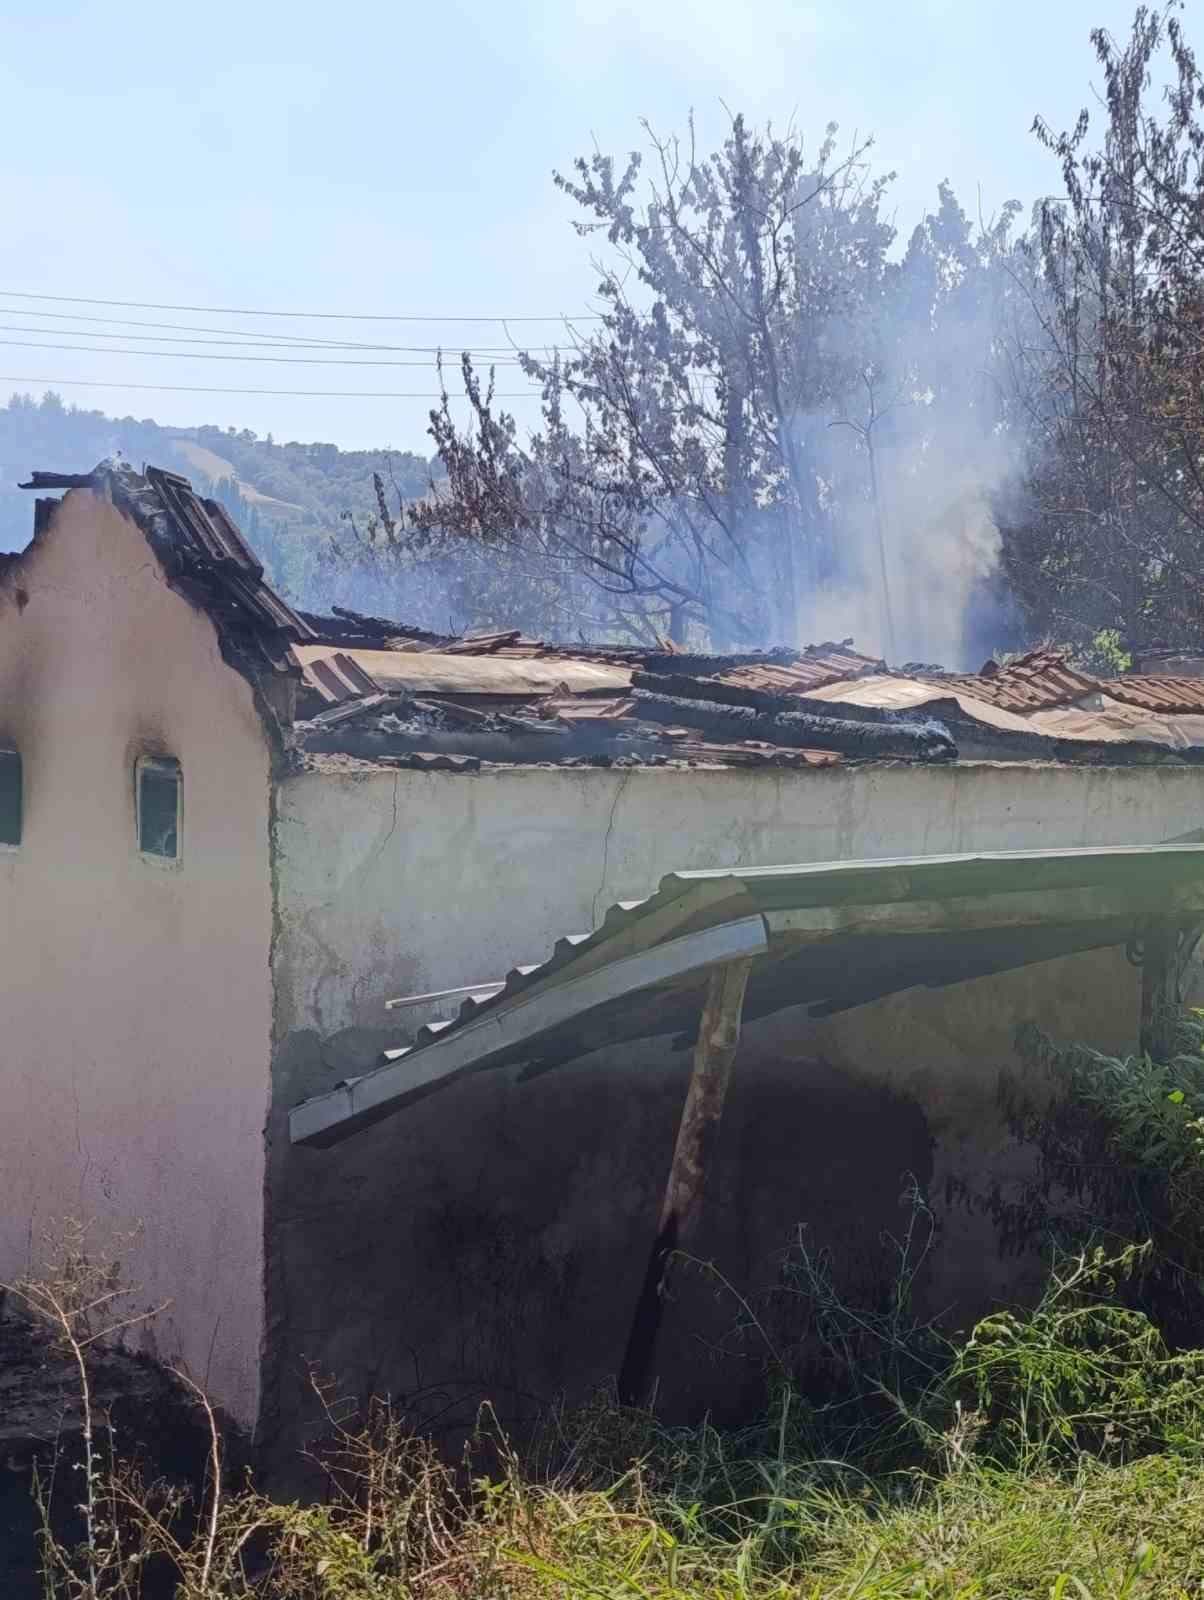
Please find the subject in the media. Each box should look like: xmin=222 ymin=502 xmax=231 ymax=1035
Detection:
xmin=0 ymin=288 xmax=605 ymax=324
xmin=0 ymin=326 xmax=526 ymax=361
xmin=0 ymin=306 xmax=560 ymax=354
xmin=0 ymin=375 xmax=543 ymax=398
xmin=0 ymin=337 xmax=544 ymax=368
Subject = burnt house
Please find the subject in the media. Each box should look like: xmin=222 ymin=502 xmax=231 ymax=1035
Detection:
xmin=4 ymin=459 xmax=1204 ymax=1459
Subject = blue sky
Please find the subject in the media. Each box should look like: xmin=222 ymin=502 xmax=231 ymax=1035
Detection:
xmin=0 ymin=0 xmax=1147 ymax=451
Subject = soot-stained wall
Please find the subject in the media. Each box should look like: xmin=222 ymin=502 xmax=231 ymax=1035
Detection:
xmin=263 ymin=761 xmax=1152 ymax=1460
xmin=267 ymin=1022 xmax=941 ymax=1459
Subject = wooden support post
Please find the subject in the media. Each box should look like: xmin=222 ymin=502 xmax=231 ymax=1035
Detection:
xmin=1141 ymin=921 xmax=1177 ymax=1057
xmin=618 ymin=956 xmax=753 ymax=1404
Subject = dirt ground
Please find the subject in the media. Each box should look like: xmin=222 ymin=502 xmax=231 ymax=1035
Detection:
xmin=0 ymin=1302 xmax=209 ymax=1598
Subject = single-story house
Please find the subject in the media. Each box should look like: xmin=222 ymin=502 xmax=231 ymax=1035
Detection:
xmin=4 ymin=459 xmax=1204 ymax=1462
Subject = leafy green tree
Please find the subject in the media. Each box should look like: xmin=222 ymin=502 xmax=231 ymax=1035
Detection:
xmin=997 ymin=2 xmax=1204 ymax=654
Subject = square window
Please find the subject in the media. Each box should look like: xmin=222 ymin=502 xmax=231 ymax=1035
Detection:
xmin=0 ymin=750 xmax=20 ymax=846
xmin=137 ymin=756 xmax=181 ymax=859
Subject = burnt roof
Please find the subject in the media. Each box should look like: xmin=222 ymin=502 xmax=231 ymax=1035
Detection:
xmin=915 ymin=649 xmax=1098 ymax=712
xmin=20 ymin=463 xmax=1204 ymax=773
xmin=290 ymin=631 xmax=1204 ymax=773
xmin=19 ymin=459 xmax=312 ymax=677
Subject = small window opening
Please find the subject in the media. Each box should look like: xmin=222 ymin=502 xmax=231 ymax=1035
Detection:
xmin=137 ymin=756 xmax=181 ymax=859
xmin=0 ymin=749 xmax=21 ymax=847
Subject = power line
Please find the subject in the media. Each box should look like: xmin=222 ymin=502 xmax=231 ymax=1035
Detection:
xmin=0 ymin=326 xmax=525 ymax=362
xmin=0 ymin=375 xmax=543 ymax=399
xmin=0 ymin=306 xmax=557 ymax=354
xmin=0 ymin=338 xmax=543 ymax=368
xmin=0 ymin=288 xmax=604 ymax=324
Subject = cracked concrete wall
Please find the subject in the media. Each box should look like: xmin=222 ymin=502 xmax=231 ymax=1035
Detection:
xmin=0 ymin=489 xmax=273 ymax=1426
xmin=264 ymin=760 xmax=1202 ymax=1452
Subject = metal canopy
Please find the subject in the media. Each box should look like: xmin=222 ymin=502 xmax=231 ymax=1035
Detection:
xmin=290 ymin=843 xmax=1204 ymax=1149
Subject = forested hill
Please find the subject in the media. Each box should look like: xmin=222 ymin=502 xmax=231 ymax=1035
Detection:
xmin=0 ymin=391 xmax=433 ymax=606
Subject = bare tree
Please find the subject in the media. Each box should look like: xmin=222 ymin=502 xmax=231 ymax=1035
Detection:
xmin=410 ymin=115 xmax=895 ymax=648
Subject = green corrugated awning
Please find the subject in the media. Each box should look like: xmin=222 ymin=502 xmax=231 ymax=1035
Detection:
xmin=291 ymin=843 xmax=1204 ymax=1148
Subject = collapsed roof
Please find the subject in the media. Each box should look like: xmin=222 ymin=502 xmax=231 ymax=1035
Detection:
xmin=292 ymin=620 xmax=1204 ymax=772
xmin=292 ymin=617 xmax=953 ymax=769
xmin=14 ymin=462 xmax=1204 ymax=770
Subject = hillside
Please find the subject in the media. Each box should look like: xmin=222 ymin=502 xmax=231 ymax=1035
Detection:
xmin=0 ymin=391 xmax=434 ymax=607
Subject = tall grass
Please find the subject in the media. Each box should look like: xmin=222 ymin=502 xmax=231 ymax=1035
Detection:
xmin=12 ymin=1015 xmax=1204 ymax=1596
xmin=8 ymin=1232 xmax=1204 ymax=1598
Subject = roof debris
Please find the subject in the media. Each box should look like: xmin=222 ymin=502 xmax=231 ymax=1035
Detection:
xmin=15 ymin=461 xmax=1204 ymax=773
xmin=290 ymin=633 xmax=1204 ymax=771
xmin=18 ymin=459 xmax=312 ymax=681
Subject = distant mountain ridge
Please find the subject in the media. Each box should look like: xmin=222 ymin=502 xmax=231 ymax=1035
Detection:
xmin=0 ymin=391 xmax=432 ymax=605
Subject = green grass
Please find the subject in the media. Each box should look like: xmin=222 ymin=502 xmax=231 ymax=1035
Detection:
xmin=22 ymin=1238 xmax=1204 ymax=1598
xmin=319 ymin=1449 xmax=1204 ymax=1598
xmin=20 ymin=1180 xmax=1204 ymax=1597
xmin=26 ymin=1022 xmax=1204 ymax=1596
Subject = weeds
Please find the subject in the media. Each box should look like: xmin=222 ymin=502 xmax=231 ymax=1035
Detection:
xmin=15 ymin=1229 xmax=1202 ymax=1598
xmin=4 ymin=1220 xmax=168 ymax=1599
xmin=951 ymin=1243 xmax=1204 ymax=1469
xmin=13 ymin=1004 xmax=1204 ymax=1597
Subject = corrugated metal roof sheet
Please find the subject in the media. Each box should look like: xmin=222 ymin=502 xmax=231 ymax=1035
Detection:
xmin=291 ymin=842 xmax=1204 ymax=1146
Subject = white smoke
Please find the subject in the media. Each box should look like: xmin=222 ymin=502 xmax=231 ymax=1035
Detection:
xmin=800 ymin=436 xmax=1015 ymax=669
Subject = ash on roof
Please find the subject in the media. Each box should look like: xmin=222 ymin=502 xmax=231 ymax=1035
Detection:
xmin=17 ymin=462 xmax=1204 ymax=772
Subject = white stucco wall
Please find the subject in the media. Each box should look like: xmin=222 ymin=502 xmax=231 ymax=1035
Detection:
xmin=274 ymin=758 xmax=1204 ymax=1037
xmin=0 ymin=489 xmax=274 ymax=1425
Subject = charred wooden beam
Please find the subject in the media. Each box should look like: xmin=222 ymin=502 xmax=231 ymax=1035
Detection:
xmin=629 ymin=646 xmax=804 ymax=676
xmin=631 ymin=690 xmax=956 ymax=762
xmin=33 ymin=498 xmax=56 ymax=539
xmin=19 ymin=471 xmax=100 ymax=490
xmin=633 ymin=669 xmax=918 ymax=725
xmin=618 ymin=957 xmax=753 ymax=1403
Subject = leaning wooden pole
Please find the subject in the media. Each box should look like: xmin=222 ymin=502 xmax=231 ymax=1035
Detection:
xmin=1140 ymin=921 xmax=1177 ymax=1058
xmin=618 ymin=957 xmax=753 ymax=1404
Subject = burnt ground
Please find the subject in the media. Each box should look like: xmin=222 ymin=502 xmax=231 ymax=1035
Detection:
xmin=0 ymin=1304 xmax=213 ymax=1598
